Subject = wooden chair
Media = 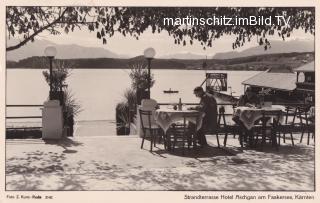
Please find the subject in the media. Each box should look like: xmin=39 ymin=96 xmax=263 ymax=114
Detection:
xmin=280 ymin=105 xmax=314 ymax=145
xmin=298 ymin=105 xmax=314 ymax=145
xmin=254 ymin=110 xmax=282 ymax=150
xmin=169 ymin=112 xmax=199 ymax=154
xmin=139 ymin=109 xmax=160 ymax=152
xmin=278 ymin=106 xmax=297 ymax=146
xmin=216 ymin=106 xmax=241 ymax=147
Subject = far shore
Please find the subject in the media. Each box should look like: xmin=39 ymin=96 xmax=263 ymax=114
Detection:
xmin=6 ymin=52 xmax=314 ymax=71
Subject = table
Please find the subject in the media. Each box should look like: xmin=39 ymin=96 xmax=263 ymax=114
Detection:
xmin=233 ymin=106 xmax=283 ymax=130
xmin=154 ymin=109 xmax=204 ymax=133
xmin=233 ymin=106 xmax=284 ymax=148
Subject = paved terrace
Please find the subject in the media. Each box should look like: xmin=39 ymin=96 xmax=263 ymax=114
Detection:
xmin=6 ymin=133 xmax=314 ymax=191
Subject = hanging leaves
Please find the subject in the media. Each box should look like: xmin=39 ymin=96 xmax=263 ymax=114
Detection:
xmin=6 ymin=6 xmax=315 ymax=52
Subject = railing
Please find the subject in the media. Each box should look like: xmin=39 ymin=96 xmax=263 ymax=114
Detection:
xmin=158 ymin=102 xmax=312 ymax=119
xmin=158 ymin=102 xmax=236 ymax=117
xmin=6 ymin=105 xmax=43 ymax=130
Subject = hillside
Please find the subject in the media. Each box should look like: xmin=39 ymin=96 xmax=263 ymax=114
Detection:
xmin=6 ymin=52 xmax=314 ymax=71
xmin=6 ymin=39 xmax=127 ymax=61
xmin=213 ymin=39 xmax=314 ymax=59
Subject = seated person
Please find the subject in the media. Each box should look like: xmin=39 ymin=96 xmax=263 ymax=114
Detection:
xmin=237 ymin=86 xmax=259 ymax=107
xmin=233 ymin=87 xmax=259 ymax=146
xmin=189 ymin=86 xmax=218 ymax=147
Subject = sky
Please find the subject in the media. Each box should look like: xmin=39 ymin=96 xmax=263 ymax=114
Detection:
xmin=29 ymin=26 xmax=314 ymax=58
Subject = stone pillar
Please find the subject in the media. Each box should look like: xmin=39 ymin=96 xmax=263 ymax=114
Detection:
xmin=42 ymin=100 xmax=63 ymax=140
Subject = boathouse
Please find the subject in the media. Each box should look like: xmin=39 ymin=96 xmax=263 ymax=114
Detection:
xmin=242 ymin=66 xmax=297 ymax=102
xmin=242 ymin=61 xmax=315 ymax=102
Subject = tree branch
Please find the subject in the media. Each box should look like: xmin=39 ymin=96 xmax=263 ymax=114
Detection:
xmin=6 ymin=7 xmax=69 ymax=52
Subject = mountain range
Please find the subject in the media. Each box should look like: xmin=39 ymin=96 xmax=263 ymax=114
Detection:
xmin=159 ymin=52 xmax=212 ymax=60
xmin=212 ymin=39 xmax=314 ymax=59
xmin=6 ymin=39 xmax=128 ymax=61
xmin=6 ymin=38 xmax=314 ymax=61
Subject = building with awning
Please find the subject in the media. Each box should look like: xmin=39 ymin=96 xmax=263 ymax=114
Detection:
xmin=242 ymin=67 xmax=296 ymax=91
xmin=241 ymin=61 xmax=315 ymax=102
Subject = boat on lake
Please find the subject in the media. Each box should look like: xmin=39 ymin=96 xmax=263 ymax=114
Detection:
xmin=163 ymin=88 xmax=179 ymax=94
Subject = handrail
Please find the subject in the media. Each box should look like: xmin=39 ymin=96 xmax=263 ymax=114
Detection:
xmin=158 ymin=102 xmax=309 ymax=106
xmin=6 ymin=127 xmax=42 ymax=130
xmin=6 ymin=116 xmax=42 ymax=119
xmin=6 ymin=105 xmax=43 ymax=120
xmin=158 ymin=103 xmax=235 ymax=106
xmin=6 ymin=105 xmax=43 ymax=107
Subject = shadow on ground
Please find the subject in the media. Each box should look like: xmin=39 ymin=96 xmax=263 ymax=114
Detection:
xmin=6 ymin=139 xmax=314 ymax=191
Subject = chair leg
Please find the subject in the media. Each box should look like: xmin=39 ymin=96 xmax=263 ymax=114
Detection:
xmin=223 ymin=133 xmax=228 ymax=147
xmin=166 ymin=134 xmax=172 ymax=150
xmin=239 ymin=132 xmax=244 ymax=148
xmin=300 ymin=131 xmax=304 ymax=143
xmin=283 ymin=132 xmax=286 ymax=143
xmin=290 ymin=132 xmax=294 ymax=146
xmin=150 ymin=130 xmax=155 ymax=152
xmin=172 ymin=136 xmax=176 ymax=151
xmin=182 ymin=134 xmax=185 ymax=155
xmin=261 ymin=134 xmax=266 ymax=150
xmin=274 ymin=134 xmax=279 ymax=150
xmin=216 ymin=133 xmax=220 ymax=148
xmin=192 ymin=134 xmax=197 ymax=149
xmin=141 ymin=130 xmax=146 ymax=149
xmin=158 ymin=130 xmax=162 ymax=144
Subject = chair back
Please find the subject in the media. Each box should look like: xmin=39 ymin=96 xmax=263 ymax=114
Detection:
xmin=218 ymin=106 xmax=227 ymax=128
xmin=297 ymin=105 xmax=312 ymax=121
xmin=141 ymin=99 xmax=157 ymax=111
xmin=139 ymin=109 xmax=153 ymax=130
xmin=140 ymin=99 xmax=158 ymax=126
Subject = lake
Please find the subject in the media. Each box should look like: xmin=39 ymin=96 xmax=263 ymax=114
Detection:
xmin=6 ymin=69 xmax=260 ymax=134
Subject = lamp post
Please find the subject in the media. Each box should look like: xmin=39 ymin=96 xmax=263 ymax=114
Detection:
xmin=143 ymin=47 xmax=156 ymax=99
xmin=44 ymin=46 xmax=57 ymax=100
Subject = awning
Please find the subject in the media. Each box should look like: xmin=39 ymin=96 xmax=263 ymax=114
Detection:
xmin=295 ymin=61 xmax=314 ymax=72
xmin=242 ymin=71 xmax=296 ymax=91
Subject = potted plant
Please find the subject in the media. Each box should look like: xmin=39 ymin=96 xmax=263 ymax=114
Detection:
xmin=63 ymin=89 xmax=82 ymax=136
xmin=116 ymin=101 xmax=130 ymax=135
xmin=42 ymin=60 xmax=72 ymax=105
xmin=116 ymin=88 xmax=137 ymax=135
xmin=128 ymin=61 xmax=155 ymax=105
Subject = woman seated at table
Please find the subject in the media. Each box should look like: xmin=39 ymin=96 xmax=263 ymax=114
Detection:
xmin=237 ymin=86 xmax=259 ymax=107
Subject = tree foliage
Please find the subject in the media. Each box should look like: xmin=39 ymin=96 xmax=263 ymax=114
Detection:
xmin=6 ymin=7 xmax=315 ymax=51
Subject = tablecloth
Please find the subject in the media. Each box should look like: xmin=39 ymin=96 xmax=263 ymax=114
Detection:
xmin=154 ymin=109 xmax=204 ymax=133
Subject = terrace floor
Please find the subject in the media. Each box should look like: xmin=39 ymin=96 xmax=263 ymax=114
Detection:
xmin=6 ymin=133 xmax=315 ymax=191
